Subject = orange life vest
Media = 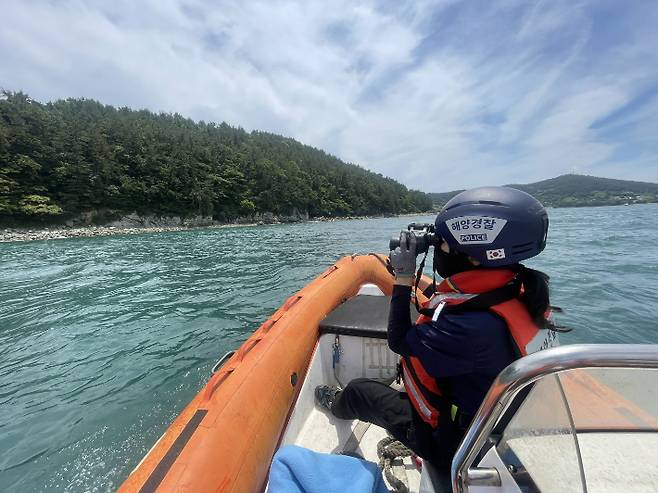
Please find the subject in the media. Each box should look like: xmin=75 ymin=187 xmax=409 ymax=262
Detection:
xmin=401 ymin=269 xmax=557 ymax=428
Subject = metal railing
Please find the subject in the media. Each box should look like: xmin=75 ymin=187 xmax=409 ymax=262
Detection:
xmin=451 ymin=344 xmax=658 ymax=493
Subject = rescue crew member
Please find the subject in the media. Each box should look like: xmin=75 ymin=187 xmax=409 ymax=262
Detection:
xmin=315 ymin=186 xmax=558 ymax=470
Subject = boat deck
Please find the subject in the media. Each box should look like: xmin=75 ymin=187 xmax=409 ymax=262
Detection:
xmin=280 ymin=335 xmax=423 ymax=491
xmin=279 ymin=285 xmax=427 ymax=492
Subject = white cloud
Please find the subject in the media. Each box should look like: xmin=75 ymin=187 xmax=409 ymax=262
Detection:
xmin=1 ymin=0 xmax=657 ymax=191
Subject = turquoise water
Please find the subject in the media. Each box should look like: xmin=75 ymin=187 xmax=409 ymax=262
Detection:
xmin=1 ymin=205 xmax=657 ymax=492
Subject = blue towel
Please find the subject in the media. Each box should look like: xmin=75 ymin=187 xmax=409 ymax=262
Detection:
xmin=268 ymin=445 xmax=389 ymax=493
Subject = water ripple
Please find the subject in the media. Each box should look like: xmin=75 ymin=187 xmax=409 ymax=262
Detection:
xmin=1 ymin=205 xmax=657 ymax=491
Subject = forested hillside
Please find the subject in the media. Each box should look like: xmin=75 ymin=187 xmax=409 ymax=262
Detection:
xmin=429 ymin=174 xmax=658 ymax=208
xmin=0 ymin=92 xmax=432 ymax=225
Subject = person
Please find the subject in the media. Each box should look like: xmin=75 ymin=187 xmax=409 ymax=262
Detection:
xmin=315 ymin=186 xmax=559 ymax=471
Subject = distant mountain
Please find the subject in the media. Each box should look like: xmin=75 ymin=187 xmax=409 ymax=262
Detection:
xmin=429 ymin=174 xmax=658 ymax=209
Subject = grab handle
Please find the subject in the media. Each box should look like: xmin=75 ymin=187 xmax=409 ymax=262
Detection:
xmin=211 ymin=350 xmax=236 ymax=374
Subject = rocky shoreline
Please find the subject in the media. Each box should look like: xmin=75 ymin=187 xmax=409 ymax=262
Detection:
xmin=0 ymin=211 xmax=299 ymax=243
xmin=0 ymin=224 xmax=250 ymax=243
xmin=0 ymin=211 xmax=425 ymax=244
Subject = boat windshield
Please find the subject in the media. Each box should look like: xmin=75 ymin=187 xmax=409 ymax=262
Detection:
xmin=496 ymin=367 xmax=658 ymax=493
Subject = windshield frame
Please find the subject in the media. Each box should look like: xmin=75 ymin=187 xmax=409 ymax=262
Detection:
xmin=451 ymin=344 xmax=658 ymax=493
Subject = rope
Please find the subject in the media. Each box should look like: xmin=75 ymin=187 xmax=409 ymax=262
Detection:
xmin=332 ymin=335 xmax=345 ymax=388
xmin=377 ymin=435 xmax=415 ymax=493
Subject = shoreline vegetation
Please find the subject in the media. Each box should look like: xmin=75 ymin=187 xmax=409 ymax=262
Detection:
xmin=0 ymin=92 xmax=432 ymax=228
xmin=3 ymin=93 xmax=657 ymax=244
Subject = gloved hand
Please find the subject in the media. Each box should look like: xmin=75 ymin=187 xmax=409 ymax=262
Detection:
xmin=389 ymin=232 xmax=417 ymax=280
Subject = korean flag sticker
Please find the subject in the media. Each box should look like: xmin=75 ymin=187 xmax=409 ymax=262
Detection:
xmin=486 ymin=248 xmax=506 ymax=260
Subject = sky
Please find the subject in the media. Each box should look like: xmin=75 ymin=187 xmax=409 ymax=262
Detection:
xmin=1 ymin=0 xmax=658 ymax=192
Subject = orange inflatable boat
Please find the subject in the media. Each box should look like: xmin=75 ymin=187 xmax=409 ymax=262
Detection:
xmin=118 ymin=254 xmax=417 ymax=493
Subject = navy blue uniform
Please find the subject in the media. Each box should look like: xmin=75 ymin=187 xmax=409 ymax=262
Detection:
xmin=331 ymin=284 xmax=516 ymax=469
xmin=387 ymin=285 xmax=516 ymax=416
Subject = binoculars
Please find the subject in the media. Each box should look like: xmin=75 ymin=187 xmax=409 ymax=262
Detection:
xmin=389 ymin=223 xmax=440 ymax=255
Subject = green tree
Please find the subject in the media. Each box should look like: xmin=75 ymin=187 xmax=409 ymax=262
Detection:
xmin=18 ymin=194 xmax=63 ymax=216
xmin=0 ymin=91 xmax=433 ymax=224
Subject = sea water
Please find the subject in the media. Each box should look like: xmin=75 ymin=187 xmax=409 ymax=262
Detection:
xmin=1 ymin=204 xmax=657 ymax=492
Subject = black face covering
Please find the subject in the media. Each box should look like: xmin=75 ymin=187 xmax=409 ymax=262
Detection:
xmin=433 ymin=247 xmax=476 ymax=279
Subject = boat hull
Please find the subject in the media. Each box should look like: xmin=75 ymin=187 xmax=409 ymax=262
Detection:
xmin=118 ymin=254 xmax=399 ymax=493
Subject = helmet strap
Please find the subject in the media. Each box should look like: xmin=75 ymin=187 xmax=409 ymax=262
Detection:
xmin=413 ymin=249 xmax=432 ymax=316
